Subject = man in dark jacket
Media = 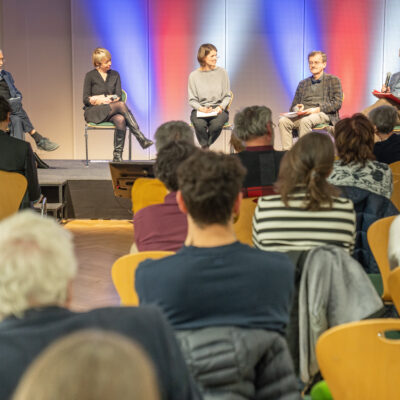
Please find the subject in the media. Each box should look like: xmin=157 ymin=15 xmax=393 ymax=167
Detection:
xmin=0 ymin=210 xmax=201 ymax=400
xmin=0 ymin=96 xmax=40 ymax=207
xmin=0 ymin=49 xmax=59 ymax=150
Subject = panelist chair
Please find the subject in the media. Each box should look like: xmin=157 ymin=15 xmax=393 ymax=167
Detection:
xmin=0 ymin=171 xmax=27 ymax=220
xmin=111 ymin=251 xmax=174 ymax=306
xmin=390 ymin=161 xmax=400 ymax=211
xmin=84 ymin=89 xmax=132 ymax=166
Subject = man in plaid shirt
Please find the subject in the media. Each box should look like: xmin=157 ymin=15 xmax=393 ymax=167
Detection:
xmin=279 ymin=51 xmax=343 ymax=150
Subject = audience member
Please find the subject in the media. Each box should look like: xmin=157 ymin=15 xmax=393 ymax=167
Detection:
xmin=369 ymin=105 xmax=400 ymax=164
xmin=328 ymin=113 xmax=393 ymax=199
xmin=389 ymin=215 xmax=400 ymax=270
xmin=13 ymin=330 xmax=160 ymax=400
xmin=0 ymin=96 xmax=40 ymax=208
xmin=154 ymin=120 xmax=195 ymax=152
xmin=233 ymin=105 xmax=285 ymax=197
xmin=0 ymin=211 xmax=201 ymax=400
xmin=136 ymin=151 xmax=300 ymax=399
xmin=0 ymin=49 xmax=59 ymax=150
xmin=134 ymin=141 xmax=199 ymax=252
xmin=253 ymin=132 xmax=356 ymax=253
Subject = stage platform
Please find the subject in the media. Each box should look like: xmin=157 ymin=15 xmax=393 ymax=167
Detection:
xmin=38 ymin=160 xmax=133 ymax=219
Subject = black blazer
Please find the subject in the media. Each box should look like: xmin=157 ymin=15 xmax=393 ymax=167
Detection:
xmin=0 ymin=305 xmax=201 ymax=400
xmin=0 ymin=130 xmax=40 ymax=207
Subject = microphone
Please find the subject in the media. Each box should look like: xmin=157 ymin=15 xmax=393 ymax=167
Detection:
xmin=385 ymin=72 xmax=391 ymax=88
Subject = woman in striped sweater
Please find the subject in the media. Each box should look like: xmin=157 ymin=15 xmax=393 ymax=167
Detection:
xmin=252 ymin=132 xmax=356 ymax=253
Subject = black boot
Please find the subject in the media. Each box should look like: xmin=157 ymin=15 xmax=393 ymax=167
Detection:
xmin=113 ymin=129 xmax=126 ymax=162
xmin=123 ymin=109 xmax=153 ymax=149
xmin=34 ymin=152 xmax=50 ymax=169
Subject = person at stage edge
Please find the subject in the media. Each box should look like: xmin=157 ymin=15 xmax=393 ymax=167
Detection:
xmin=0 ymin=210 xmax=201 ymax=400
xmin=0 ymin=49 xmax=59 ymax=151
xmin=83 ymin=48 xmax=153 ymax=162
xmin=279 ymin=50 xmax=343 ymax=150
xmin=188 ymin=43 xmax=232 ymax=149
xmin=0 ymin=96 xmax=41 ymax=208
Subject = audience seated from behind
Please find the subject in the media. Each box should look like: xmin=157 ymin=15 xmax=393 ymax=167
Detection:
xmin=233 ymin=105 xmax=285 ymax=197
xmin=133 ymin=141 xmax=200 ymax=252
xmin=136 ymin=151 xmax=300 ymax=399
xmin=389 ymin=215 xmax=400 ymax=269
xmin=154 ymin=120 xmax=195 ymax=152
xmin=252 ymin=132 xmax=356 ymax=253
xmin=328 ymin=113 xmax=393 ymax=199
xmin=0 ymin=211 xmax=201 ymax=400
xmin=13 ymin=330 xmax=160 ymax=400
xmin=369 ymin=105 xmax=400 ymax=164
xmin=0 ymin=96 xmax=40 ymax=208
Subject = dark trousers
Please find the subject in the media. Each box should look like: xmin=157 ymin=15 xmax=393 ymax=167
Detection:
xmin=190 ymin=109 xmax=229 ymax=147
xmin=8 ymin=98 xmax=34 ymax=141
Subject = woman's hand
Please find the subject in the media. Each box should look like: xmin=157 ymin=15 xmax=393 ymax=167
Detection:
xmin=199 ymin=106 xmax=213 ymax=113
xmin=381 ymin=85 xmax=391 ymax=93
xmin=214 ymin=106 xmax=223 ymax=114
xmin=89 ymin=95 xmax=112 ymax=105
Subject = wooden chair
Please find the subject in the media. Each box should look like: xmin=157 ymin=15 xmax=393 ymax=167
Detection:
xmin=388 ymin=267 xmax=400 ymax=314
xmin=0 ymin=171 xmax=27 ymax=220
xmin=84 ymin=89 xmax=131 ymax=166
xmin=131 ymin=178 xmax=168 ymax=215
xmin=233 ymin=197 xmax=258 ymax=246
xmin=390 ymin=161 xmax=400 ymax=211
xmin=367 ymin=216 xmax=397 ymax=302
xmin=316 ymin=319 xmax=400 ymax=400
xmin=111 ymin=251 xmax=174 ymax=306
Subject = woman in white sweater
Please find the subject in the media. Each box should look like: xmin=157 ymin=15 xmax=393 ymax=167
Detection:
xmin=252 ymin=132 xmax=356 ymax=253
xmin=188 ymin=43 xmax=231 ymax=149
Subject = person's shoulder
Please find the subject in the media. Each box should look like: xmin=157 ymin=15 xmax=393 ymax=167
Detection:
xmin=371 ymin=159 xmax=390 ymax=171
xmin=0 ymin=132 xmax=29 ymax=149
xmin=240 ymin=244 xmax=294 ymax=271
xmin=137 ymin=252 xmax=179 ymax=271
xmin=189 ymin=69 xmax=201 ymax=78
xmin=109 ymin=69 xmax=120 ymax=77
xmin=391 ymin=71 xmax=400 ymax=80
xmin=324 ymin=73 xmax=341 ymax=82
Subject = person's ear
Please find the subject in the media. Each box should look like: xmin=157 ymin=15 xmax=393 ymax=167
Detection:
xmin=176 ymin=191 xmax=188 ymax=215
xmin=233 ymin=192 xmax=243 ymax=219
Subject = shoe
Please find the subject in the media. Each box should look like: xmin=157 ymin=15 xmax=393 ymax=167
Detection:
xmin=123 ymin=109 xmax=154 ymax=149
xmin=36 ymin=137 xmax=60 ymax=152
xmin=34 ymin=152 xmax=50 ymax=169
xmin=112 ymin=129 xmax=126 ymax=162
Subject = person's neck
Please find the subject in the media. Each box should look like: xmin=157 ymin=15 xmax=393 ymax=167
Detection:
xmin=200 ymin=65 xmax=216 ymax=72
xmin=313 ymin=71 xmax=324 ymax=80
xmin=377 ymin=131 xmax=393 ymax=142
xmin=185 ymin=218 xmax=237 ymax=248
xmin=245 ymin=135 xmax=272 ymax=147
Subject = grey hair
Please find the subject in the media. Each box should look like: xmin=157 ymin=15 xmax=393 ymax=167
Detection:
xmin=154 ymin=121 xmax=194 ymax=152
xmin=0 ymin=210 xmax=77 ymax=320
xmin=368 ymin=105 xmax=398 ymax=134
xmin=233 ymin=105 xmax=274 ymax=142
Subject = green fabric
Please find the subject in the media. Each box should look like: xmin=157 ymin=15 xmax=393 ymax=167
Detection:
xmin=368 ymin=273 xmax=383 ymax=297
xmin=314 ymin=123 xmax=330 ymax=129
xmin=87 ymin=122 xmax=115 ymax=127
xmin=394 ymin=125 xmax=400 ymax=132
xmin=310 ymin=381 xmax=333 ymax=400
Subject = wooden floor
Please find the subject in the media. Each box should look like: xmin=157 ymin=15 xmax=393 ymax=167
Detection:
xmin=64 ymin=219 xmax=134 ymax=311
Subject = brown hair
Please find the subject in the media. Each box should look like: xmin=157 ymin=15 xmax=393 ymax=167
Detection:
xmin=334 ymin=113 xmax=375 ymax=165
xmin=197 ymin=43 xmax=217 ymax=67
xmin=275 ymin=132 xmax=338 ymax=210
xmin=13 ymin=330 xmax=160 ymax=400
xmin=308 ymin=50 xmax=327 ymax=63
xmin=177 ymin=150 xmax=245 ymax=227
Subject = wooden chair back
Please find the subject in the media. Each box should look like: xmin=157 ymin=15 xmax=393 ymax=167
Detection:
xmin=131 ymin=178 xmax=168 ymax=215
xmin=233 ymin=197 xmax=258 ymax=246
xmin=316 ymin=319 xmax=400 ymax=400
xmin=367 ymin=215 xmax=397 ymax=301
xmin=111 ymin=251 xmax=174 ymax=305
xmin=390 ymin=161 xmax=400 ymax=211
xmin=0 ymin=171 xmax=27 ymax=220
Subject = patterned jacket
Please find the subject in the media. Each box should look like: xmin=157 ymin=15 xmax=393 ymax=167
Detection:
xmin=290 ymin=73 xmax=343 ymax=124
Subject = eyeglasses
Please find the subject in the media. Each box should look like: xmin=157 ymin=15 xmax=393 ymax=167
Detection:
xmin=309 ymin=61 xmax=323 ymax=66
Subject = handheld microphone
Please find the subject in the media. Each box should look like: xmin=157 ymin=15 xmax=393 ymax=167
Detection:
xmin=385 ymin=72 xmax=391 ymax=88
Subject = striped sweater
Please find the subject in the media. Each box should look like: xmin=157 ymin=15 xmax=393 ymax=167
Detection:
xmin=252 ymin=193 xmax=356 ymax=253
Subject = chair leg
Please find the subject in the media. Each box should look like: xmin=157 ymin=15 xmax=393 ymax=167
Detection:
xmin=85 ymin=127 xmax=89 ymax=167
xmin=128 ymin=128 xmax=132 ymax=161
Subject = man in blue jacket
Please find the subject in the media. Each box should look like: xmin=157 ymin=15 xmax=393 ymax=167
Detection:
xmin=0 ymin=49 xmax=59 ymax=151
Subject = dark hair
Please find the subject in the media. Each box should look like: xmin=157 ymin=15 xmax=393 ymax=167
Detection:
xmin=154 ymin=121 xmax=194 ymax=152
xmin=275 ymin=132 xmax=338 ymax=210
xmin=197 ymin=43 xmax=217 ymax=67
xmin=233 ymin=105 xmax=273 ymax=142
xmin=177 ymin=151 xmax=246 ymax=226
xmin=0 ymin=96 xmax=11 ymax=123
xmin=334 ymin=113 xmax=375 ymax=165
xmin=308 ymin=50 xmax=327 ymax=63
xmin=154 ymin=141 xmax=198 ymax=192
xmin=369 ymin=105 xmax=398 ymax=134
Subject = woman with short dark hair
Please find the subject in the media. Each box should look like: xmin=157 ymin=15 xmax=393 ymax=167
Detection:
xmin=253 ymin=132 xmax=356 ymax=252
xmin=188 ymin=43 xmax=231 ymax=149
xmin=328 ymin=113 xmax=392 ymax=198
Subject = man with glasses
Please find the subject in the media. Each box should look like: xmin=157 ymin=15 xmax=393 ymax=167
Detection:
xmin=278 ymin=51 xmax=343 ymax=150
